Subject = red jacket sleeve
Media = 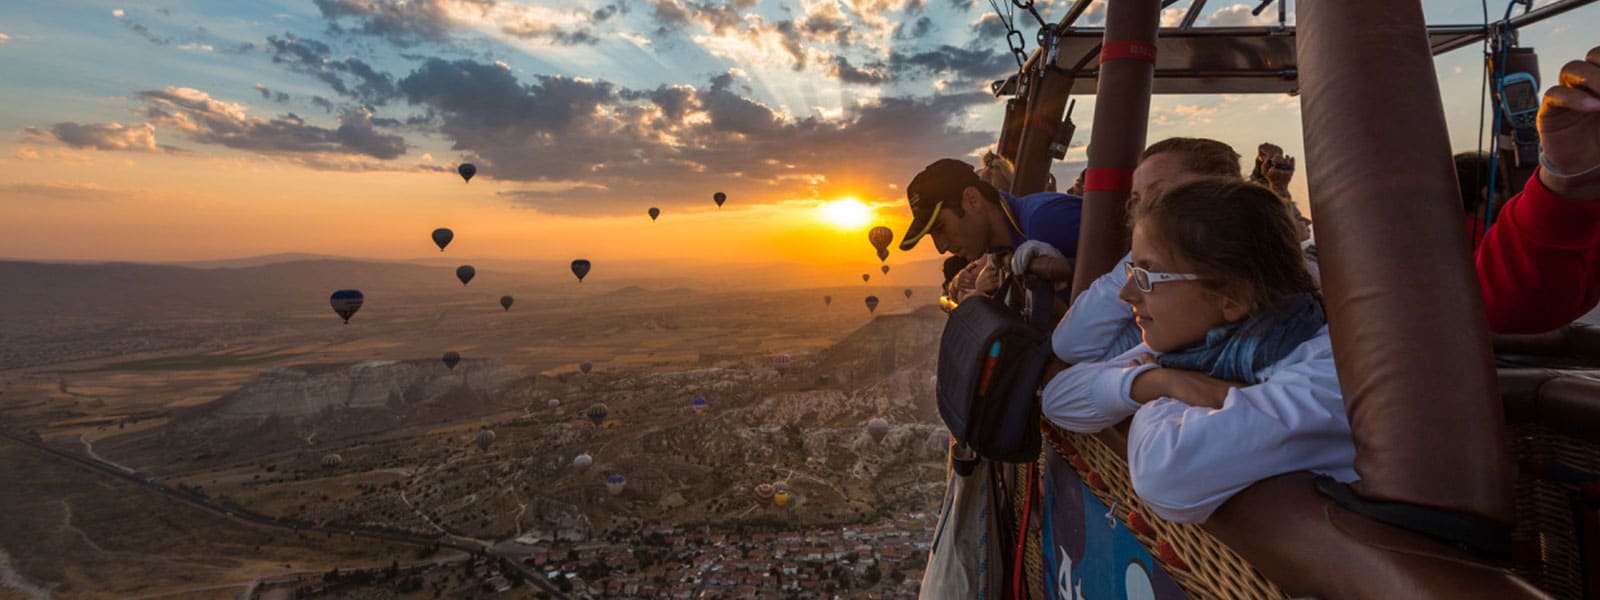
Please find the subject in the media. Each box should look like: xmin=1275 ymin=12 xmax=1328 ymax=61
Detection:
xmin=1476 ymin=170 xmax=1600 ymax=334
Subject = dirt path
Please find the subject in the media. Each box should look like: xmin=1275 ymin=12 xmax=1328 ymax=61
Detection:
xmin=78 ymin=434 xmax=135 ymax=474
xmin=0 ymin=547 xmax=52 ymax=600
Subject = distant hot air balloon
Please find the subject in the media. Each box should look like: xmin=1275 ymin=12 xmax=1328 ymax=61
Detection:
xmin=475 ymin=429 xmax=496 ymax=451
xmin=321 ymin=453 xmax=343 ymax=468
xmin=865 ymin=296 xmax=879 ymax=313
xmin=442 ymin=351 xmax=461 ymax=370
xmin=431 ymin=228 xmax=453 ymax=251
xmin=579 ymin=361 xmax=593 ymax=374
xmin=876 ymin=248 xmax=890 ymax=262
xmin=330 ymin=289 xmax=364 ymax=324
xmin=713 ymin=192 xmax=727 ymax=207
xmin=571 ymin=259 xmax=591 ymax=283
xmin=773 ymin=481 xmax=792 ymax=508
xmin=868 ymin=226 xmax=893 ymax=256
xmin=586 ymin=403 xmax=609 ymax=426
xmin=606 ymin=473 xmax=627 ymax=495
xmin=458 ymin=163 xmax=476 ymax=182
xmin=648 ymin=207 xmax=660 ymax=221
xmin=904 ymin=288 xmax=913 ymax=300
xmin=862 ymin=274 xmax=871 ymax=283
xmin=881 ymin=265 xmax=890 ymax=275
xmin=500 ymin=295 xmax=514 ymax=311
xmin=456 ymin=265 xmax=475 ymax=286
xmin=754 ymin=483 xmax=775 ymax=504
xmin=867 ymin=417 xmax=889 ymax=442
xmin=691 ymin=396 xmax=707 ymax=415
xmin=772 ymin=354 xmax=791 ymax=374
xmin=546 ymin=398 xmax=561 ymax=410
xmin=823 ymin=295 xmax=832 ymax=306
xmin=573 ymin=453 xmax=593 ymax=472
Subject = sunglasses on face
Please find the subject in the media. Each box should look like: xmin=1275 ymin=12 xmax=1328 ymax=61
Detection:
xmin=1124 ymin=262 xmax=1204 ymax=293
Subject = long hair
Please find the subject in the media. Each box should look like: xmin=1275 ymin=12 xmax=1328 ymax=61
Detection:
xmin=1132 ymin=177 xmax=1317 ymax=310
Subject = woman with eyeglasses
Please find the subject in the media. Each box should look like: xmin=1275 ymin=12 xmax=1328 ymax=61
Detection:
xmin=1040 ymin=177 xmax=1356 ymax=524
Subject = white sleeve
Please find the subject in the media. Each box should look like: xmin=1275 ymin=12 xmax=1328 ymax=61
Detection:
xmin=1040 ymin=343 xmax=1158 ymax=433
xmin=1125 ymin=333 xmax=1358 ymax=524
xmin=1052 ymin=251 xmax=1142 ymax=364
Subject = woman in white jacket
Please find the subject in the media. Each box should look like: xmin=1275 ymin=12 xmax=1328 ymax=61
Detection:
xmin=1040 ymin=177 xmax=1356 ymax=524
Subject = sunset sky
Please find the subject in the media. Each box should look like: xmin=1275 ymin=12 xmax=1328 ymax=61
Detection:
xmin=1 ymin=0 xmax=1594 ymax=266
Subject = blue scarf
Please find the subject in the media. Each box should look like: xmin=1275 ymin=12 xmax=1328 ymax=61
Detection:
xmin=1157 ymin=293 xmax=1325 ymax=384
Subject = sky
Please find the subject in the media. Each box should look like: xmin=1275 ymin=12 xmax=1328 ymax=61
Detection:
xmin=0 ymin=0 xmax=1594 ymax=266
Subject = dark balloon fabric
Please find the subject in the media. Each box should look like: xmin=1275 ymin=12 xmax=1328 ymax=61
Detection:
xmin=330 ymin=289 xmax=364 ymax=323
xmin=458 ymin=163 xmax=476 ymax=182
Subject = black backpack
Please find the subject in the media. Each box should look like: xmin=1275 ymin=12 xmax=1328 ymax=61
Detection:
xmin=936 ymin=274 xmax=1056 ymax=463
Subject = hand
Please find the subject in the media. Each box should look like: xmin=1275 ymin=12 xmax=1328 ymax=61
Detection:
xmin=1011 ymin=240 xmax=1066 ymax=277
xmin=1129 ymin=366 xmax=1244 ymax=409
xmin=1265 ymin=155 xmax=1296 ymax=189
xmin=951 ymin=254 xmax=1001 ymax=303
xmin=973 ymin=254 xmax=1004 ymax=296
xmin=1537 ymin=46 xmax=1600 ymax=200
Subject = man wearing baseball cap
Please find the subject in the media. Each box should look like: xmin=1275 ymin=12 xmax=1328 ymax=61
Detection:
xmin=901 ymin=157 xmax=1083 ymax=303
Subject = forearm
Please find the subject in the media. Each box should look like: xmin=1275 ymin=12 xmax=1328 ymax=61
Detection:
xmin=1028 ymin=255 xmax=1074 ymax=284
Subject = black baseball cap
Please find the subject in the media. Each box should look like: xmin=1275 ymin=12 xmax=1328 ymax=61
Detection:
xmin=901 ymin=158 xmax=981 ymax=251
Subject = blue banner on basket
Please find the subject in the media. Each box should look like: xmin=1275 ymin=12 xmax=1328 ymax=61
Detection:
xmin=1041 ymin=445 xmax=1189 ymax=600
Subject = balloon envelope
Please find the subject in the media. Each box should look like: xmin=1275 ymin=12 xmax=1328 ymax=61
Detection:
xmin=431 ymin=228 xmax=453 ymax=251
xmin=586 ymin=403 xmax=609 ymax=426
xmin=648 ymin=207 xmax=660 ymax=221
xmin=862 ymin=274 xmax=870 ymax=283
xmin=500 ymin=295 xmax=514 ymax=311
xmin=774 ymin=491 xmax=791 ymax=508
xmin=772 ymin=354 xmax=791 ymax=374
xmin=475 ymin=429 xmax=495 ymax=450
xmin=904 ymin=288 xmax=913 ymax=299
xmin=754 ymin=483 xmax=775 ymax=503
xmin=868 ymin=226 xmax=893 ymax=252
xmin=876 ymin=248 xmax=889 ymax=262
xmin=691 ymin=396 xmax=707 ymax=415
xmin=713 ymin=192 xmax=727 ymax=207
xmin=573 ymin=453 xmax=593 ymax=472
xmin=881 ymin=265 xmax=890 ymax=275
xmin=458 ymin=163 xmax=476 ymax=182
xmin=442 ymin=351 xmax=461 ymax=370
xmin=823 ymin=295 xmax=832 ymax=306
xmin=606 ymin=473 xmax=626 ymax=495
xmin=456 ymin=265 xmax=475 ymax=286
xmin=330 ymin=289 xmax=364 ymax=323
xmin=571 ymin=259 xmax=591 ymax=282
xmin=865 ymin=296 xmax=879 ymax=313
xmin=321 ymin=454 xmax=342 ymax=468
xmin=867 ymin=417 xmax=889 ymax=442
xmin=580 ymin=361 xmax=593 ymax=374
xmin=547 ymin=398 xmax=561 ymax=410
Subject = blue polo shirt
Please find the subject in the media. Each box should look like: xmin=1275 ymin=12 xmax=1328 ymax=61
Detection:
xmin=997 ymin=191 xmax=1083 ymax=261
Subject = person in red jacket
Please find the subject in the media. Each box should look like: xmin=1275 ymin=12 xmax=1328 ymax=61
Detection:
xmin=1476 ymin=45 xmax=1600 ymax=334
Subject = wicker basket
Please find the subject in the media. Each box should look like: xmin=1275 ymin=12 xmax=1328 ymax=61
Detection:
xmin=1043 ymin=424 xmax=1287 ymax=600
xmin=1508 ymin=422 xmax=1600 ymax=599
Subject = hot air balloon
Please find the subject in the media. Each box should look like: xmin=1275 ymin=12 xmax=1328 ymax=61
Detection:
xmin=329 ymin=290 xmax=364 ymax=324
xmin=754 ymin=483 xmax=775 ymax=504
xmin=904 ymin=288 xmax=913 ymax=300
xmin=713 ymin=192 xmax=726 ymax=207
xmin=881 ymin=265 xmax=890 ymax=275
xmin=691 ymin=396 xmax=707 ymax=415
xmin=571 ymin=259 xmax=591 ymax=283
xmin=321 ymin=453 xmax=343 ymax=468
xmin=431 ymin=228 xmax=453 ymax=251
xmin=500 ymin=295 xmax=514 ymax=311
xmin=442 ymin=351 xmax=461 ymax=370
xmin=773 ymin=481 xmax=792 ymax=508
xmin=456 ymin=265 xmax=475 ymax=286
xmin=868 ymin=226 xmax=893 ymax=255
xmin=475 ymin=429 xmax=496 ymax=451
xmin=546 ymin=398 xmax=561 ymax=410
xmin=823 ymin=295 xmax=832 ymax=306
xmin=573 ymin=453 xmax=593 ymax=472
xmin=772 ymin=354 xmax=791 ymax=374
xmin=586 ymin=403 xmax=609 ymax=426
xmin=458 ymin=163 xmax=476 ymax=182
xmin=579 ymin=361 xmax=593 ymax=375
xmin=867 ymin=417 xmax=889 ymax=442
xmin=876 ymin=248 xmax=890 ymax=262
xmin=606 ymin=473 xmax=626 ymax=495
xmin=865 ymin=296 xmax=879 ymax=313
xmin=862 ymin=274 xmax=871 ymax=283
xmin=648 ymin=207 xmax=660 ymax=221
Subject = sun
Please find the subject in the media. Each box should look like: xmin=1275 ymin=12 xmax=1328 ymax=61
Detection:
xmin=817 ymin=198 xmax=873 ymax=230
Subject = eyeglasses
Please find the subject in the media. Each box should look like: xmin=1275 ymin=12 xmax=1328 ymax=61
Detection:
xmin=1124 ymin=262 xmax=1203 ymax=293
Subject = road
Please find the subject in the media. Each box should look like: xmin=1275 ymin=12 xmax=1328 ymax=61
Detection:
xmin=0 ymin=431 xmax=568 ymax=599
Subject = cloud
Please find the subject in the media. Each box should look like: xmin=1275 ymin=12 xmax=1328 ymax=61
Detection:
xmin=5 ymin=183 xmax=125 ymax=202
xmin=1208 ymin=3 xmax=1275 ymax=26
xmin=134 ymin=87 xmax=406 ymax=160
xmin=0 ymin=33 xmax=9 ymax=43
xmin=113 ymin=8 xmax=124 ymax=18
xmin=889 ymin=45 xmax=1012 ymax=88
xmin=392 ymin=58 xmax=995 ymax=214
xmin=314 ymin=0 xmax=496 ymax=46
xmin=25 ymin=122 xmax=164 ymax=152
xmin=501 ymin=20 xmax=600 ymax=45
xmin=830 ymin=56 xmax=891 ymax=84
xmin=266 ymin=34 xmax=398 ymax=105
xmin=894 ymin=16 xmax=934 ymax=39
xmin=255 ymin=83 xmax=292 ymax=103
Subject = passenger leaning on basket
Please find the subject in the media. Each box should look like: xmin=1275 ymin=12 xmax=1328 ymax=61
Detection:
xmin=1051 ymin=138 xmax=1245 ymax=364
xmin=1042 ymin=178 xmax=1356 ymax=524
